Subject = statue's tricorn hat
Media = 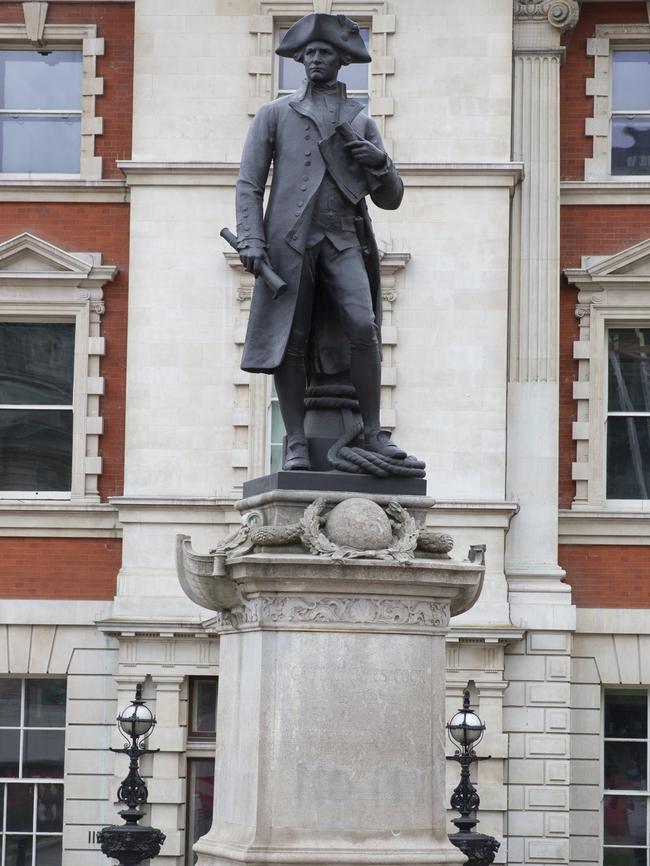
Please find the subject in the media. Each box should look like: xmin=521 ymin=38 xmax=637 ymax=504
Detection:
xmin=275 ymin=13 xmax=371 ymax=63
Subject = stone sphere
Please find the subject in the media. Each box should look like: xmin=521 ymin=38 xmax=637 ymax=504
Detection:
xmin=325 ymin=498 xmax=393 ymax=550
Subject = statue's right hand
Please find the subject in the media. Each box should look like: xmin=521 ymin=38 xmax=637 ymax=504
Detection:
xmin=239 ymin=244 xmax=267 ymax=276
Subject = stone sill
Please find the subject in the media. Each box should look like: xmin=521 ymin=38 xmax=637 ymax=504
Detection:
xmin=561 ymin=180 xmax=650 ymax=205
xmin=559 ymin=508 xmax=650 ymax=544
xmin=0 ymin=178 xmax=128 ymax=203
xmin=109 ymin=495 xmax=240 ymax=525
xmin=0 ymin=501 xmax=120 ymax=537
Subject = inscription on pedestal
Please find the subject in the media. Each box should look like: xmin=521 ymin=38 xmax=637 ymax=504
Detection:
xmin=270 ymin=635 xmax=445 ymax=833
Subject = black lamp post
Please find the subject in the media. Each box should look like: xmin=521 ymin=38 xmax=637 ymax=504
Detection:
xmin=97 ymin=683 xmax=166 ymax=866
xmin=446 ymin=689 xmax=500 ymax=866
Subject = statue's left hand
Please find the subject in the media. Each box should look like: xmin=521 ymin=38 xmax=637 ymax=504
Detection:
xmin=343 ymin=139 xmax=387 ymax=170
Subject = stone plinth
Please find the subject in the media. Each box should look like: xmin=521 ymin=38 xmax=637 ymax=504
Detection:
xmin=177 ymin=493 xmax=485 ymax=866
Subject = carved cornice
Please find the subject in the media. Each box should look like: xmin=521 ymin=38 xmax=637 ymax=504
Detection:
xmin=514 ymin=0 xmax=579 ymax=31
xmin=215 ymin=594 xmax=450 ymax=631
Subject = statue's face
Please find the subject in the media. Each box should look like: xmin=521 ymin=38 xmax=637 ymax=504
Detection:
xmin=302 ymin=40 xmax=341 ymax=85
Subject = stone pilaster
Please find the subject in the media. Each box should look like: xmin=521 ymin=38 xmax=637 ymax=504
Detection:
xmin=506 ymin=7 xmax=578 ymax=866
xmin=506 ymin=0 xmax=579 ymax=622
xmin=150 ymin=676 xmax=185 ymax=865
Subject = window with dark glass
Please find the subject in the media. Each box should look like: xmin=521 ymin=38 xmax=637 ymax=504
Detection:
xmin=0 ymin=322 xmax=75 ymax=493
xmin=188 ymin=678 xmax=218 ymax=739
xmin=604 ymin=690 xmax=649 ymax=866
xmin=0 ymin=678 xmax=66 ymax=866
xmin=611 ymin=51 xmax=650 ymax=176
xmin=0 ymin=49 xmax=82 ymax=173
xmin=186 ymin=678 xmax=217 ymax=865
xmin=276 ymin=26 xmax=370 ymax=110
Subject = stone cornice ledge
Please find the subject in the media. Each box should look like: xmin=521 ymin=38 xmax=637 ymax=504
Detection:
xmin=562 ymin=181 xmax=650 ymax=205
xmin=0 ymin=501 xmax=120 ymax=537
xmin=559 ymin=508 xmax=650 ymax=544
xmin=0 ymin=178 xmax=128 ymax=203
xmin=118 ymin=161 xmax=524 ymax=190
xmin=576 ymin=608 xmax=650 ymax=635
xmin=430 ymin=500 xmax=519 ymax=531
xmin=109 ymin=495 xmax=240 ymax=525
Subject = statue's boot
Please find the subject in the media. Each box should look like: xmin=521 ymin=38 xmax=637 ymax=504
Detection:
xmin=283 ymin=435 xmax=311 ymax=471
xmin=350 ymin=344 xmax=407 ymax=459
xmin=363 ymin=429 xmax=407 ymax=460
xmin=274 ymin=356 xmax=311 ymax=470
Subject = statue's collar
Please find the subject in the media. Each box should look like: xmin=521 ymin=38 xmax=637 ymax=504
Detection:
xmin=290 ymin=79 xmax=364 ymax=127
xmin=295 ymin=79 xmax=346 ymax=100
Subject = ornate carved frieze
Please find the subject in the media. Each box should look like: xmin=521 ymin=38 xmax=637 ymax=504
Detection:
xmin=217 ymin=594 xmax=450 ymax=630
xmin=514 ymin=0 xmax=579 ymax=31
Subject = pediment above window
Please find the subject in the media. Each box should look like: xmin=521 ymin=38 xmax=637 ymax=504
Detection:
xmin=563 ymin=240 xmax=650 ymax=297
xmin=0 ymin=233 xmax=116 ymax=290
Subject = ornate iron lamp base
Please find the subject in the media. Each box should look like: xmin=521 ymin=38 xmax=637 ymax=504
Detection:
xmin=97 ymin=816 xmax=166 ymax=866
xmin=449 ymin=830 xmax=500 ymax=866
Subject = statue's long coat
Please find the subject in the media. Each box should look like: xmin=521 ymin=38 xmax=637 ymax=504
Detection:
xmin=236 ymin=81 xmax=403 ymax=374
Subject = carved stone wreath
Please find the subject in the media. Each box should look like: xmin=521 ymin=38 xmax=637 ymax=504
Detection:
xmin=299 ymin=497 xmax=419 ymax=563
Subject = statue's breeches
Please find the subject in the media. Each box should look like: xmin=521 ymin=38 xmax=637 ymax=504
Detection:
xmin=285 ymin=238 xmax=378 ymax=358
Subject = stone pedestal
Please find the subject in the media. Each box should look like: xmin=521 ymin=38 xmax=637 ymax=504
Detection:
xmin=177 ymin=492 xmax=485 ymax=866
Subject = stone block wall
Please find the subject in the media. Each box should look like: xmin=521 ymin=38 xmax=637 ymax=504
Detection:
xmin=504 ymin=631 xmax=573 ymax=866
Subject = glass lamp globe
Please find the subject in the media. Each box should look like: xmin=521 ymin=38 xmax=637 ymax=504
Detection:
xmin=117 ymin=700 xmax=155 ymax=741
xmin=447 ymin=708 xmax=485 ymax=748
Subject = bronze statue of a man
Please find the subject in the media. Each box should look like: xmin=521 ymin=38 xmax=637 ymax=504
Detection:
xmin=236 ymin=13 xmax=405 ymax=471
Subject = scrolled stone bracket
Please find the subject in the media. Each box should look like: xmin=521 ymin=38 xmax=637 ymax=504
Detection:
xmin=514 ymin=0 xmax=580 ymax=31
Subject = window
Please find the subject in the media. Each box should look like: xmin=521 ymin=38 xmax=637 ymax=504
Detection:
xmin=185 ymin=678 xmax=217 ymax=866
xmin=564 ymin=239 xmax=650 ymax=511
xmin=0 ymin=322 xmax=75 ymax=493
xmin=268 ymin=380 xmax=284 ymax=474
xmin=0 ymin=49 xmax=82 ymax=174
xmin=611 ymin=51 xmax=650 ymax=176
xmin=0 ymin=678 xmax=66 ymax=866
xmin=0 ymin=22 xmax=105 ymax=179
xmin=188 ymin=678 xmax=217 ymax=740
xmin=0 ymin=232 xmax=116 ymax=502
xmin=276 ymin=26 xmax=370 ymax=110
xmin=606 ymin=328 xmax=650 ymax=499
xmin=584 ymin=25 xmax=650 ymax=180
xmin=603 ymin=689 xmax=649 ymax=866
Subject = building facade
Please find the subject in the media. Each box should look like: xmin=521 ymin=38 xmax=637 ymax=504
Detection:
xmin=0 ymin=1 xmax=649 ymax=865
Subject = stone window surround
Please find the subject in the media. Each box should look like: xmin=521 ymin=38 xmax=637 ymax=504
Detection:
xmin=249 ymin=1 xmax=395 ymax=149
xmin=0 ymin=231 xmax=116 ymax=503
xmin=0 ymin=21 xmax=104 ymax=181
xmin=226 ymin=247 xmax=409 ymax=488
xmin=565 ymin=238 xmax=650 ymax=515
xmin=585 ymin=23 xmax=650 ymax=182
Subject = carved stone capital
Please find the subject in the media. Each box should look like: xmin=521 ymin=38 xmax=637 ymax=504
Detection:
xmin=217 ymin=593 xmax=451 ymax=632
xmin=514 ymin=0 xmax=580 ymax=31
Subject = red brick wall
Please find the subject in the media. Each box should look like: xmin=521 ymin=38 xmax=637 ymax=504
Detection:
xmin=560 ymin=544 xmax=650 ymax=607
xmin=0 ymin=204 xmax=129 ymax=501
xmin=0 ymin=537 xmax=121 ymax=599
xmin=0 ymin=3 xmax=134 ymax=179
xmin=561 ymin=2 xmax=647 ymax=181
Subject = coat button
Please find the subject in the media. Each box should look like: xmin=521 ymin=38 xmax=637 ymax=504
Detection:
xmin=305 ymin=135 xmax=310 ymax=140
xmin=300 ymin=184 xmax=307 ymax=190
xmin=305 ymin=151 xmax=311 ymax=156
xmin=305 ymin=161 xmax=311 ymax=166
xmin=298 ymin=200 xmax=304 ymax=206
